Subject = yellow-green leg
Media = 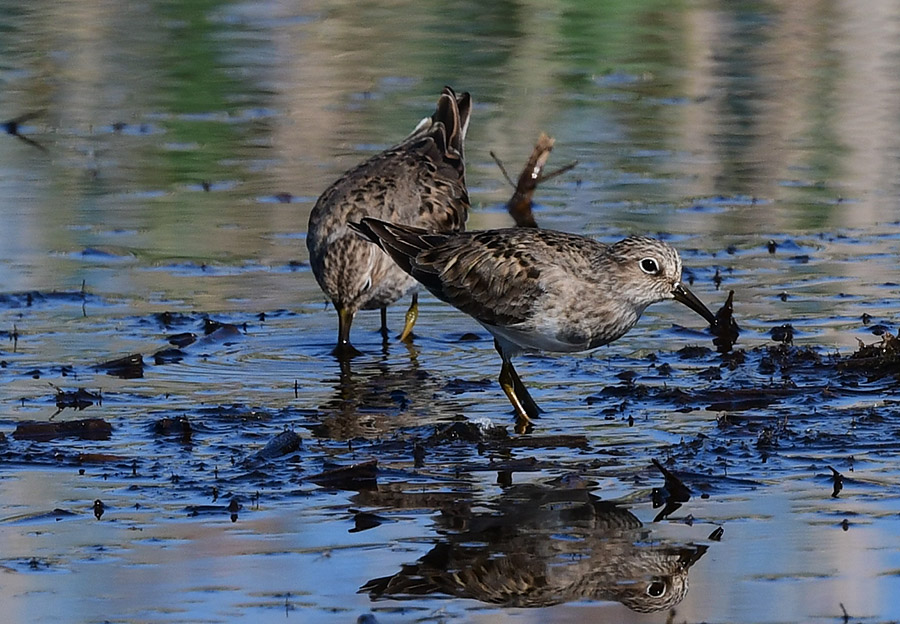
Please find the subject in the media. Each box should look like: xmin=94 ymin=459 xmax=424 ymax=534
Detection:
xmin=498 ymin=355 xmax=541 ymax=433
xmin=398 ymin=292 xmax=419 ymax=342
xmin=512 ymin=364 xmax=542 ymax=419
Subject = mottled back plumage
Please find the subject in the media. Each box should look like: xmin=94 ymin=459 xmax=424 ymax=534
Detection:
xmin=351 ymin=220 xmax=691 ymax=353
xmin=306 ymin=87 xmax=471 ymax=354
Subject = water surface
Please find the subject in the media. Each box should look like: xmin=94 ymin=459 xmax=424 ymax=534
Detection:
xmin=2 ymin=1 xmax=900 ymax=622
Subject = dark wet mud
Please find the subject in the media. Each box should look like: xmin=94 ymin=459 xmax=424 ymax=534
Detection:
xmin=2 ymin=264 xmax=899 ymax=623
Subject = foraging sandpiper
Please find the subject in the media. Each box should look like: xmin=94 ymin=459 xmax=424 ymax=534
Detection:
xmin=350 ymin=218 xmax=717 ymax=431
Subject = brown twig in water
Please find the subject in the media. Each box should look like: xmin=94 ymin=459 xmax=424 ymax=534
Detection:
xmin=3 ymin=110 xmax=48 ymax=153
xmin=490 ymin=132 xmax=577 ymax=228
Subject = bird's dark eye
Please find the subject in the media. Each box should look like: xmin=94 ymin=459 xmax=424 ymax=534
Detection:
xmin=647 ymin=579 xmax=667 ymax=597
xmin=640 ymin=257 xmax=660 ymax=275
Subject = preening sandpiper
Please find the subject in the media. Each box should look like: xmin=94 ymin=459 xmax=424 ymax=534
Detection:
xmin=307 ymin=87 xmax=471 ymax=357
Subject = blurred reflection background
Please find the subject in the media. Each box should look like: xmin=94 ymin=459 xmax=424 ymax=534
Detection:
xmin=2 ymin=0 xmax=899 ymax=303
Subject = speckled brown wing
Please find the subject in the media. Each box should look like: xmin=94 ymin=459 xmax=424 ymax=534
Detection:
xmin=312 ymin=87 xmax=470 ymax=234
xmin=411 ymin=229 xmax=549 ymax=326
xmin=351 ymin=220 xmax=607 ymax=327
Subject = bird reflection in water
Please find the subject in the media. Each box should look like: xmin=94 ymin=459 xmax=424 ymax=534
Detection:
xmin=360 ymin=484 xmax=709 ymax=612
xmin=310 ymin=342 xmax=435 ymax=440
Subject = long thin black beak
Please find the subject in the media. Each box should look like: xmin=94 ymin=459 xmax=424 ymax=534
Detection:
xmin=673 ymin=283 xmax=716 ymax=326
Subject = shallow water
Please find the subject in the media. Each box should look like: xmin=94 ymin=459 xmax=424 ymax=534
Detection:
xmin=2 ymin=1 xmax=900 ymax=623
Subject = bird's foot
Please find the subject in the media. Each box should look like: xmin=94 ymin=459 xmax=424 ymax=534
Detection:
xmin=332 ymin=341 xmax=363 ymax=360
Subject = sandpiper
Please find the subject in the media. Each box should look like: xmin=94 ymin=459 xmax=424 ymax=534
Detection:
xmin=307 ymin=87 xmax=471 ymax=357
xmin=361 ymin=486 xmax=706 ymax=611
xmin=350 ymin=218 xmax=717 ymax=431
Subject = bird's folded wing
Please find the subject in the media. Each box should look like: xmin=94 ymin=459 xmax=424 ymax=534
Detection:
xmin=411 ymin=233 xmax=545 ymax=327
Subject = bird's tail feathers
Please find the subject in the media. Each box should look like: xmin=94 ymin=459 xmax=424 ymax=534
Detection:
xmin=436 ymin=86 xmax=471 ymax=160
xmin=404 ymin=86 xmax=471 ymax=175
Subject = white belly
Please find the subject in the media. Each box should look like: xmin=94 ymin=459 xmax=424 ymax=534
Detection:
xmin=480 ymin=322 xmax=590 ymax=356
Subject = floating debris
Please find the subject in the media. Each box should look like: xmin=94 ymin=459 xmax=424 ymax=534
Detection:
xmin=711 ymin=290 xmax=740 ymax=353
xmin=839 ymin=331 xmax=900 ymax=379
xmin=426 ymin=421 xmax=508 ymax=444
xmin=651 ymin=458 xmax=691 ymax=522
xmin=203 ymin=318 xmax=227 ymax=334
xmin=186 ymin=498 xmax=242 ymax=522
xmin=195 ymin=323 xmax=243 ymax=346
xmin=152 ymin=323 xmax=241 ymax=365
xmin=770 ymin=323 xmax=794 ymax=345
xmin=706 ymin=388 xmax=784 ymax=412
xmin=95 ymin=353 xmax=144 ymax=379
xmin=252 ymin=429 xmax=302 ymax=460
xmin=153 ymin=311 xmax=194 ymax=328
xmin=14 ymin=418 xmax=112 ymax=441
xmin=76 ymin=452 xmax=127 ymax=463
xmin=827 ymin=465 xmax=844 ymax=498
xmin=167 ymin=332 xmax=197 ymax=348
xmin=348 ymin=509 xmax=389 ymax=533
xmin=676 ymin=345 xmax=714 ymax=360
xmin=755 ymin=425 xmax=780 ymax=449
xmin=308 ymin=459 xmax=377 ymax=491
xmin=152 ymin=416 xmax=193 ymax=443
xmin=54 ymin=387 xmax=101 ymax=411
xmin=501 ymin=434 xmax=589 ymax=450
xmin=848 ymin=331 xmax=900 ymax=359
xmin=153 ymin=348 xmax=186 ymax=365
